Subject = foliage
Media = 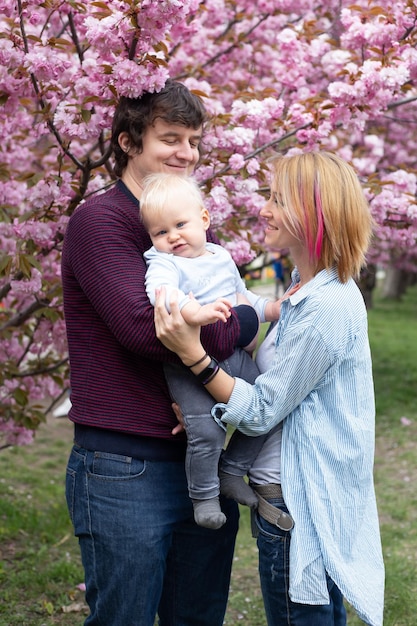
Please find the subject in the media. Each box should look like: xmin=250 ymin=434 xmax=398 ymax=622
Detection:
xmin=1 ymin=0 xmax=417 ymax=442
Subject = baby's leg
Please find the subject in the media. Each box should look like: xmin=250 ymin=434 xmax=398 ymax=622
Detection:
xmin=221 ymin=424 xmax=283 ymax=507
xmin=218 ymin=350 xmax=263 ymax=507
xmin=247 ymin=423 xmax=283 ymax=487
xmin=164 ymin=362 xmax=226 ymax=529
xmin=219 ymin=430 xmax=267 ymax=507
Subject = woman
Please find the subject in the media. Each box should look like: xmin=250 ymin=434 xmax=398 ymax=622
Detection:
xmin=154 ymin=151 xmax=385 ymax=626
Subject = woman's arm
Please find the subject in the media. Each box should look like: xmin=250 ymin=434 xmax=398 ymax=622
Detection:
xmin=155 ymin=285 xmax=335 ymax=437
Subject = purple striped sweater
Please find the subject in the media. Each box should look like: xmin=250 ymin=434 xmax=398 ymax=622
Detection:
xmin=61 ymin=181 xmax=240 ymax=450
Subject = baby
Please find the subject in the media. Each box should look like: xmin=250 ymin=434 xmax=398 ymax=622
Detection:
xmin=141 ymin=173 xmax=283 ymax=529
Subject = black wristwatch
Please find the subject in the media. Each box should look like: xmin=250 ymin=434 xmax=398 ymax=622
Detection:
xmin=195 ymin=357 xmax=220 ymax=385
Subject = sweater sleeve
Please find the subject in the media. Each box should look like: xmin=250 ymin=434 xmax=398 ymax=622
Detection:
xmin=64 ymin=198 xmax=168 ymax=359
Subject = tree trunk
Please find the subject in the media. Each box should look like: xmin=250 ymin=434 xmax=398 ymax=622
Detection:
xmin=357 ymin=264 xmax=377 ymax=309
xmin=381 ymin=266 xmax=410 ymax=299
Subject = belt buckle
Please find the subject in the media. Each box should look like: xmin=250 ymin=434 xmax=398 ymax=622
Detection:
xmin=275 ymin=509 xmax=294 ymax=531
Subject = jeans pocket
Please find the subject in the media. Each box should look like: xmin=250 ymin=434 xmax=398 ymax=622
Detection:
xmin=66 ymin=445 xmax=93 ymax=534
xmin=89 ymin=451 xmax=146 ymax=481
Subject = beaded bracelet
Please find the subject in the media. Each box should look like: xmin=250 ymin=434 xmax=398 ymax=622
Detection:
xmin=195 ymin=357 xmax=220 ymax=385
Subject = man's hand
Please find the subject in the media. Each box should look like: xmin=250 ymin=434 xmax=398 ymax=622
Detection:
xmin=171 ymin=402 xmax=186 ymax=435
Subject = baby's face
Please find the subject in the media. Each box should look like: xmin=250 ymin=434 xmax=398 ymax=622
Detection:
xmin=147 ymin=191 xmax=210 ymax=258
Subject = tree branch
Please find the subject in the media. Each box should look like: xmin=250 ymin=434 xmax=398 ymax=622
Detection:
xmin=68 ymin=11 xmax=85 ymax=62
xmin=11 ymin=357 xmax=69 ymax=378
xmin=0 ymin=298 xmax=50 ymax=331
xmin=17 ymin=0 xmax=87 ymax=173
xmin=200 ymin=122 xmax=311 ymax=184
xmin=386 ymin=95 xmax=417 ymax=110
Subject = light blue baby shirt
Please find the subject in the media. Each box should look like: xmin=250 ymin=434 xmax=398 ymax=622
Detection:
xmin=144 ymin=242 xmax=269 ymax=320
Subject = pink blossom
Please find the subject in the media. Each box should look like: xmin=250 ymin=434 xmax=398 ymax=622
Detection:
xmin=205 ymin=185 xmax=234 ymax=228
xmin=1 ymin=0 xmax=417 ymax=443
xmin=0 ymin=419 xmax=34 ymax=446
xmin=228 ymin=153 xmax=245 ymax=171
xmin=10 ymin=269 xmax=42 ymax=296
xmin=246 ymin=159 xmax=260 ymax=175
xmin=223 ymin=239 xmax=256 ymax=266
xmin=112 ymin=61 xmax=169 ymax=99
xmin=24 ymin=49 xmax=72 ymax=81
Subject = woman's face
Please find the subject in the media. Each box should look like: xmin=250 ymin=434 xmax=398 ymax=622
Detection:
xmin=260 ymin=188 xmax=300 ymax=252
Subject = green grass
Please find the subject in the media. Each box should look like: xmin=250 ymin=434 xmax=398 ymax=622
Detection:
xmin=0 ymin=285 xmax=416 ymax=625
xmin=0 ymin=424 xmax=85 ymax=625
xmin=367 ymin=287 xmax=417 ymax=626
xmin=369 ymin=293 xmax=417 ymax=426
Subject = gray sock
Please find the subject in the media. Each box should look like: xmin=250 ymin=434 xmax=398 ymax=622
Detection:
xmin=219 ymin=470 xmax=258 ymax=508
xmin=192 ymin=497 xmax=226 ymax=529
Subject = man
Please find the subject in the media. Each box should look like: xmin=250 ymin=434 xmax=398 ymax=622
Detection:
xmin=62 ymin=80 xmax=241 ymax=626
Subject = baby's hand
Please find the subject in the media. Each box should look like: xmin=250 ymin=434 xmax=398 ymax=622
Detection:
xmin=270 ymin=284 xmax=301 ymax=319
xmin=199 ymin=298 xmax=232 ymax=325
xmin=180 ymin=295 xmax=232 ymax=326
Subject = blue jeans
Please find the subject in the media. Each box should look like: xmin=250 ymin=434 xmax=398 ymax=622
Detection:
xmin=256 ymin=497 xmax=347 ymax=626
xmin=66 ymin=445 xmax=239 ymax=625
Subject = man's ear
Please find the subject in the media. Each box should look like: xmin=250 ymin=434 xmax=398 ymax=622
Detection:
xmin=201 ymin=208 xmax=211 ymax=231
xmin=118 ymin=132 xmax=131 ymax=152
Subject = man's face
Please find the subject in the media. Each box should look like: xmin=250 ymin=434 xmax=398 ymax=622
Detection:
xmin=129 ymin=119 xmax=203 ymax=184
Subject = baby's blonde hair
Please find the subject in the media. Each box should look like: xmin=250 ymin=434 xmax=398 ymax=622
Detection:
xmin=140 ymin=173 xmax=205 ymax=228
xmin=270 ymin=151 xmax=373 ymax=282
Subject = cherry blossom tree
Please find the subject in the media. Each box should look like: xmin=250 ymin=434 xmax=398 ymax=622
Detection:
xmin=1 ymin=0 xmax=416 ymax=446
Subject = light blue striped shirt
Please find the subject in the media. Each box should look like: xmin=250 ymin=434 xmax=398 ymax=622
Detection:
xmin=214 ymin=267 xmax=384 ymax=626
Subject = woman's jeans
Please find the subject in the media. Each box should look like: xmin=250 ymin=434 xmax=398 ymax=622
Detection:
xmin=66 ymin=444 xmax=239 ymax=626
xmin=255 ymin=497 xmax=347 ymax=626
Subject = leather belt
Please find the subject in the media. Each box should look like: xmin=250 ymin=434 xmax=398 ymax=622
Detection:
xmin=254 ymin=483 xmax=283 ymax=498
xmin=252 ymin=484 xmax=294 ymax=532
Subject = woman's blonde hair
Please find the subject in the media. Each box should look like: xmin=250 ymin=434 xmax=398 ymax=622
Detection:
xmin=140 ymin=173 xmax=205 ymax=228
xmin=270 ymin=151 xmax=373 ymax=282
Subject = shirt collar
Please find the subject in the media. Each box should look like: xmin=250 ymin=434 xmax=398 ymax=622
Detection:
xmin=288 ymin=266 xmax=339 ymax=305
xmin=117 ymin=179 xmax=140 ymax=206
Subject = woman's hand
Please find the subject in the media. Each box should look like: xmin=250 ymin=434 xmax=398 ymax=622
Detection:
xmin=156 ymin=287 xmax=236 ymax=405
xmin=154 ymin=287 xmax=205 ymax=365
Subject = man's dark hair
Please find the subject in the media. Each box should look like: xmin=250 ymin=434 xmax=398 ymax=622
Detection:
xmin=111 ymin=80 xmax=208 ymax=177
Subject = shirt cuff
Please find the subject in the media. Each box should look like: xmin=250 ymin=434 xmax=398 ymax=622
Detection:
xmin=211 ymin=377 xmax=251 ymax=429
